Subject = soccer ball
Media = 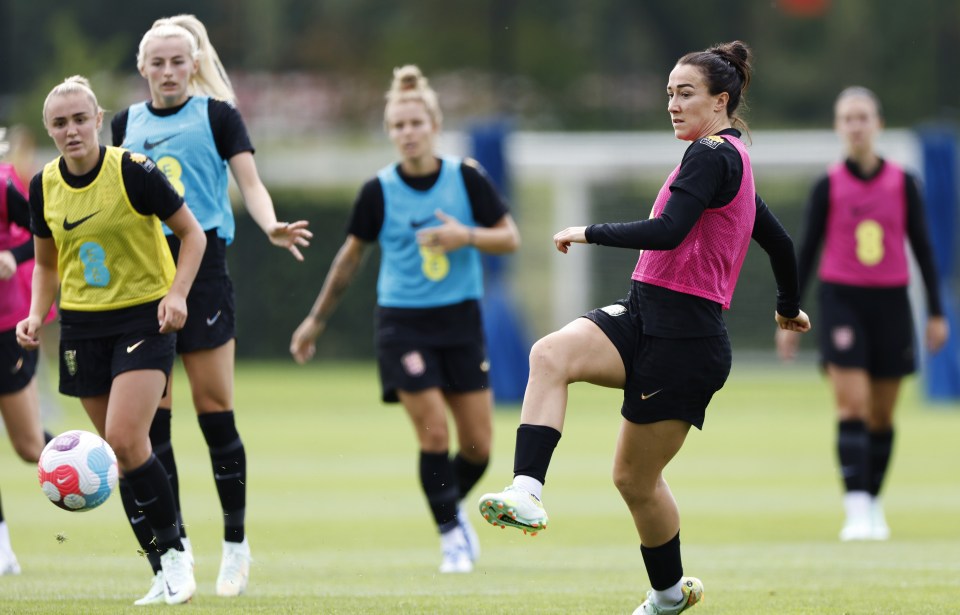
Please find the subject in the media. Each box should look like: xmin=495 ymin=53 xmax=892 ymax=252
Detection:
xmin=38 ymin=430 xmax=118 ymax=512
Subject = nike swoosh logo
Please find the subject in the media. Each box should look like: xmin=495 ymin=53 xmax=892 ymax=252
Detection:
xmin=410 ymin=217 xmax=434 ymax=229
xmin=63 ymin=211 xmax=100 ymax=231
xmin=206 ymin=310 xmax=222 ymax=326
xmin=57 ymin=477 xmax=68 ymax=484
xmin=129 ymin=515 xmax=146 ymax=525
xmin=640 ymin=389 xmax=663 ymax=400
xmin=143 ymin=135 xmax=176 ymax=150
xmin=126 ymin=340 xmax=146 ymax=353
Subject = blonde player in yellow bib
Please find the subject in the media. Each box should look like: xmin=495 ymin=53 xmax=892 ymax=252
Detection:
xmin=16 ymin=75 xmax=206 ymax=605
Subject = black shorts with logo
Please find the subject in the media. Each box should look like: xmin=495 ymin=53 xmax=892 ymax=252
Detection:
xmin=0 ymin=329 xmax=38 ymax=395
xmin=167 ymin=232 xmax=235 ymax=354
xmin=176 ymin=274 xmax=236 ymax=354
xmin=584 ymin=294 xmax=731 ymax=430
xmin=58 ymin=328 xmax=176 ymax=398
xmin=375 ymin=301 xmax=489 ymax=403
xmin=817 ymin=282 xmax=915 ymax=378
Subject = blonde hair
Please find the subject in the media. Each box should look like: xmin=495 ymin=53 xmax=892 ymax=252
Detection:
xmin=42 ymin=75 xmax=102 ymax=125
xmin=137 ymin=14 xmax=236 ymax=104
xmin=384 ymin=65 xmax=442 ymax=128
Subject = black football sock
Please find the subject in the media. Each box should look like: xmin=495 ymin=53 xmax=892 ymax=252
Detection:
xmin=419 ymin=450 xmax=459 ymax=533
xmin=453 ymin=452 xmax=489 ymax=500
xmin=149 ymin=408 xmax=186 ymax=539
xmin=513 ymin=424 xmax=562 ymax=484
xmin=198 ymin=411 xmax=246 ymax=543
xmin=119 ymin=478 xmax=162 ymax=573
xmin=837 ymin=419 xmax=869 ymax=492
xmin=124 ymin=455 xmax=181 ymax=554
xmin=641 ymin=532 xmax=683 ymax=591
xmin=868 ymin=428 xmax=894 ymax=497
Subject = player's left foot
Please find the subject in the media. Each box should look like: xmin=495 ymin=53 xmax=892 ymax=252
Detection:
xmin=216 ymin=538 xmax=251 ymax=597
xmin=477 ymin=485 xmax=548 ymax=535
xmin=0 ymin=549 xmax=21 ymax=576
xmin=869 ymin=498 xmax=890 ymax=541
xmin=160 ymin=548 xmax=196 ymax=605
xmin=634 ymin=577 xmax=703 ymax=614
xmin=457 ymin=501 xmax=480 ymax=561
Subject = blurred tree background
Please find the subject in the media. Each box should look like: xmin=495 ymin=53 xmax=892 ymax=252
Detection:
xmin=3 ymin=0 xmax=958 ymax=134
xmin=1 ymin=0 xmax=957 ymax=361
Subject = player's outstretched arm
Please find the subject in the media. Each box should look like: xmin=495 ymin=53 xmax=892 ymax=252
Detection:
xmin=290 ymin=235 xmax=368 ymax=364
xmin=230 ymin=152 xmax=313 ymax=261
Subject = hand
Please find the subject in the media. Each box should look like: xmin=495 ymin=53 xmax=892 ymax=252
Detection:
xmin=290 ymin=317 xmax=326 ymax=364
xmin=267 ymin=220 xmax=312 ymax=261
xmin=775 ymin=328 xmax=801 ymax=362
xmin=552 ymin=226 xmax=588 ymax=254
xmin=415 ymin=210 xmax=469 ymax=253
xmin=0 ymin=251 xmax=15 ymax=280
xmin=15 ymin=316 xmax=42 ymax=350
xmin=775 ymin=309 xmax=811 ymax=333
xmin=926 ymin=315 xmax=950 ymax=353
xmin=157 ymin=292 xmax=188 ymax=333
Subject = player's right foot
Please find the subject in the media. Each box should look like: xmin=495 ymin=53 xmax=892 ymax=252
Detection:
xmin=477 ymin=485 xmax=548 ymax=535
xmin=133 ymin=571 xmax=165 ymax=606
xmin=633 ymin=577 xmax=703 ymax=614
xmin=160 ymin=548 xmax=196 ymax=605
xmin=839 ymin=514 xmax=873 ymax=541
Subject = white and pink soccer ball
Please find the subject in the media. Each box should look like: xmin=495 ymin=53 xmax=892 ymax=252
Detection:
xmin=38 ymin=430 xmax=118 ymax=512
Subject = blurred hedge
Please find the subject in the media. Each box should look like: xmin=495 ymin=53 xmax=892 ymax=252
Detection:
xmin=227 ymin=189 xmax=379 ymax=359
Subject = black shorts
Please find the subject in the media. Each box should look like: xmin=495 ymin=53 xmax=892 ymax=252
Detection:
xmin=59 ymin=328 xmax=176 ymax=398
xmin=377 ymin=341 xmax=490 ymax=403
xmin=0 ymin=329 xmax=38 ymax=395
xmin=375 ymin=301 xmax=489 ymax=403
xmin=176 ymin=275 xmax=236 ymax=354
xmin=817 ymin=282 xmax=916 ymax=378
xmin=584 ymin=299 xmax=731 ymax=430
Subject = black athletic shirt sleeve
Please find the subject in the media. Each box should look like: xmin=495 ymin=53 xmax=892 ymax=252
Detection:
xmin=28 ymin=172 xmax=50 ymax=238
xmin=794 ymin=175 xmax=829 ymax=300
xmin=904 ymin=173 xmax=943 ymax=316
xmin=346 ymin=159 xmax=509 ymax=241
xmin=120 ymin=151 xmax=184 ymax=220
xmin=6 ymin=181 xmax=34 ymax=263
xmin=110 ymin=98 xmax=253 ymax=161
xmin=751 ymin=195 xmax=801 ymax=318
xmin=208 ymin=98 xmax=254 ymax=160
xmin=110 ymin=109 xmax=128 ymax=147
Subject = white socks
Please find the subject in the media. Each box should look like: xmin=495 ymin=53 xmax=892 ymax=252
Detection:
xmin=512 ymin=475 xmax=544 ymax=501
xmin=652 ymin=580 xmax=683 ymax=606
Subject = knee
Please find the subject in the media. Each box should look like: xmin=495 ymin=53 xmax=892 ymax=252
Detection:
xmin=612 ymin=464 xmax=658 ymax=509
xmin=459 ymin=441 xmax=491 ymax=462
xmin=528 ymin=334 xmax=572 ymax=379
xmin=418 ymin=424 xmax=450 ymax=453
xmin=13 ymin=438 xmax=44 ymax=464
xmin=104 ymin=434 xmax=145 ymax=470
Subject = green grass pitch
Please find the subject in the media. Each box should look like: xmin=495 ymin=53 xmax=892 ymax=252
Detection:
xmin=2 ymin=359 xmax=959 ymax=613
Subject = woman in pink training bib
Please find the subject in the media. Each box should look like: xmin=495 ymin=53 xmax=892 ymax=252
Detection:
xmin=776 ymin=86 xmax=948 ymax=541
xmin=479 ymin=41 xmax=810 ymax=615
